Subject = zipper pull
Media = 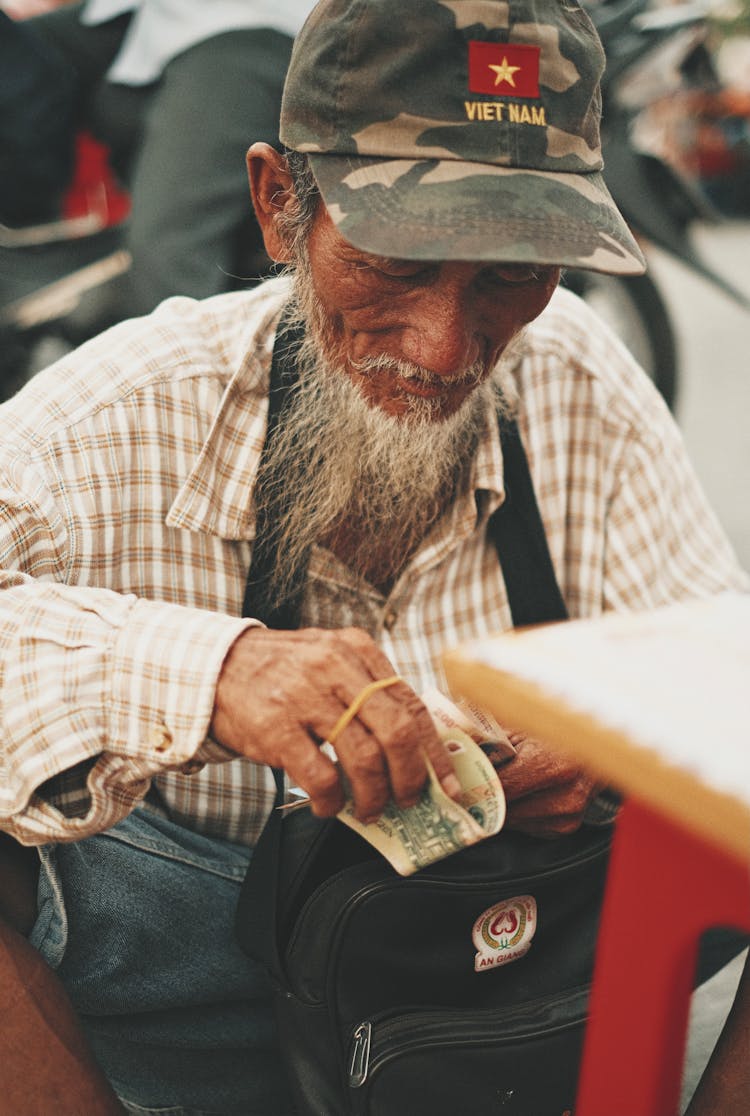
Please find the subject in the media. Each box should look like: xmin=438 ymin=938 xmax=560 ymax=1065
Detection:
xmin=348 ymin=1021 xmax=372 ymax=1088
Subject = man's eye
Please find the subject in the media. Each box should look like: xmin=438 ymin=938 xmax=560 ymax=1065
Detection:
xmin=482 ymin=265 xmax=553 ymax=286
xmin=353 ymin=257 xmax=435 ymax=281
xmin=378 ymin=265 xmax=428 ymax=279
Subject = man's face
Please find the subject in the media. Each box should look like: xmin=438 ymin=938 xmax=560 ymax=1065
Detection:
xmin=303 ymin=203 xmax=561 ymax=422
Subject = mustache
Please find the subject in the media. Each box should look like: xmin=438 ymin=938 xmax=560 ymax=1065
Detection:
xmin=348 ymin=353 xmax=487 ymax=389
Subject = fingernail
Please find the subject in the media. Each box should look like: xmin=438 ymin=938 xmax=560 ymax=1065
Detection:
xmin=443 ymin=773 xmax=462 ymax=799
xmin=398 ymin=797 xmax=420 ymax=812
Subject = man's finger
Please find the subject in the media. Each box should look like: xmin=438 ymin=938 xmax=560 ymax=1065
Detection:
xmin=328 ymin=720 xmax=391 ymax=822
xmin=347 ymin=680 xmax=460 ymax=807
xmin=496 ymin=736 xmax=585 ymax=802
xmin=503 ymin=777 xmax=597 ymax=836
xmin=283 ymin=744 xmax=346 ymax=818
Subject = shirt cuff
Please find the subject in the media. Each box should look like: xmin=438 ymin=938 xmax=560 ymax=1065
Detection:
xmin=106 ymin=597 xmax=261 ymax=769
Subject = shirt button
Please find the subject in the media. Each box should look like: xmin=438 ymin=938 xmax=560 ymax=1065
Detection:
xmin=150 ymin=724 xmax=173 ymax=753
xmin=383 ymin=608 xmax=398 ymax=631
xmin=180 ymin=759 xmax=205 ymax=776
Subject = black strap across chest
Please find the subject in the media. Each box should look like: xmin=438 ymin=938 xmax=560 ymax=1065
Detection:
xmin=242 ymin=308 xmax=567 ymax=630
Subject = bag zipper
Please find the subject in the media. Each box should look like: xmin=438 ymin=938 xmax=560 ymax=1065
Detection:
xmin=347 ymin=986 xmax=590 ymax=1089
xmin=348 ymin=1022 xmax=372 ymax=1088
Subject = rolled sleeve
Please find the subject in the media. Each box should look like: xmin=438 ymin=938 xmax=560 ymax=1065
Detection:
xmin=107 ymin=596 xmax=254 ymax=766
xmin=0 ymin=580 xmax=258 ymax=843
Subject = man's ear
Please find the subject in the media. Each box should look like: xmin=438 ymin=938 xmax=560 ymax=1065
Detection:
xmin=246 ymin=142 xmax=298 ymax=264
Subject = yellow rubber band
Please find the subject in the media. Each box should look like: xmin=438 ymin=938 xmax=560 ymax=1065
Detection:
xmin=326 ymin=676 xmax=402 ymax=746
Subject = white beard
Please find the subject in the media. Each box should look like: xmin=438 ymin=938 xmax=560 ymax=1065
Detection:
xmin=253 ymin=266 xmax=523 ymax=599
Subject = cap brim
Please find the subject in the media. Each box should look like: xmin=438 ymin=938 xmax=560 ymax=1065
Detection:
xmin=308 ymin=154 xmax=646 ymax=276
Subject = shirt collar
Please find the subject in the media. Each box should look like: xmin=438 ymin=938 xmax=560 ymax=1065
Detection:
xmin=471 ymin=391 xmax=508 ymax=525
xmin=165 ymin=280 xmax=287 ymax=540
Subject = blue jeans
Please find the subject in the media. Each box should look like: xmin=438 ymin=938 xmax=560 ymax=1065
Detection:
xmin=30 ymin=806 xmax=295 ymax=1116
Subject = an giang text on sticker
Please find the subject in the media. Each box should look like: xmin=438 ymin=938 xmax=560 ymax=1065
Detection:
xmin=473 ymin=894 xmax=537 ymax=972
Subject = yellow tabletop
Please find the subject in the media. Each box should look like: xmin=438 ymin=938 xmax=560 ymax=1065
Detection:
xmin=443 ymin=593 xmax=750 ymax=865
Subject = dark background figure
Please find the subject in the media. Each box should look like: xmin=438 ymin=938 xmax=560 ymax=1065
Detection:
xmin=0 ymin=10 xmax=78 ymax=225
xmin=1 ymin=1 xmax=316 ymax=319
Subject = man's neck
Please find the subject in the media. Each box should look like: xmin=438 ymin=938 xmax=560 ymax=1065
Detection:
xmin=322 ymin=518 xmax=407 ymax=595
xmin=321 ymin=480 xmax=458 ymax=595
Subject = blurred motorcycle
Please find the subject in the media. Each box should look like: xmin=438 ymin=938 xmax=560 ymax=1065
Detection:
xmin=0 ymin=8 xmax=271 ymax=402
xmin=569 ymin=0 xmax=750 ymax=411
xmin=0 ymin=130 xmax=132 ymax=399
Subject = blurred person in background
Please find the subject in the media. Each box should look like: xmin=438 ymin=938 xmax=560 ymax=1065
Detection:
xmin=1 ymin=1 xmax=316 ymax=320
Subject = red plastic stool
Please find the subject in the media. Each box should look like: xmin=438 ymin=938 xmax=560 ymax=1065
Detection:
xmin=576 ymin=798 xmax=750 ymax=1116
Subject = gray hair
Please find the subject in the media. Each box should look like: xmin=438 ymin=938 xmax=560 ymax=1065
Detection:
xmin=276 ymin=150 xmax=320 ymax=262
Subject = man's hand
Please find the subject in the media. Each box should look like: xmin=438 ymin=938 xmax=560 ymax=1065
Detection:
xmin=210 ymin=626 xmax=460 ymax=822
xmin=491 ymin=732 xmax=600 ymax=837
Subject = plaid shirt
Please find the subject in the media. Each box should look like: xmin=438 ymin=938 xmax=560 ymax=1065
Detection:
xmin=0 ymin=277 xmax=746 ymax=846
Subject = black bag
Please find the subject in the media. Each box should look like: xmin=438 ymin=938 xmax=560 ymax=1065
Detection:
xmin=238 ymin=805 xmax=609 ymax=1116
xmin=235 ymin=313 xmax=611 ymax=1116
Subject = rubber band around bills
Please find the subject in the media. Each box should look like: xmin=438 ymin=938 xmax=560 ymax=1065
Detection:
xmin=278 ymin=675 xmax=402 ymax=811
xmin=324 ymin=675 xmax=402 ymax=746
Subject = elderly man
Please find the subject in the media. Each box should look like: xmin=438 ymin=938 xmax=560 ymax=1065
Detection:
xmin=0 ymin=0 xmax=748 ymax=1113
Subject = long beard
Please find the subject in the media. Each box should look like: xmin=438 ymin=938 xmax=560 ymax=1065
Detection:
xmin=253 ymin=266 xmax=521 ymax=603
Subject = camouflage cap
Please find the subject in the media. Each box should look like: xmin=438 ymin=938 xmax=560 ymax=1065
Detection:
xmin=280 ymin=0 xmax=645 ymax=274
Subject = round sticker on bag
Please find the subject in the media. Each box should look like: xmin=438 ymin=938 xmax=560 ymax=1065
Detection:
xmin=472 ymin=895 xmax=537 ymax=972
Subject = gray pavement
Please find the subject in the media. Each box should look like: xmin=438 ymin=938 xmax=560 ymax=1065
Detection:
xmin=648 ymin=219 xmax=750 ymax=571
xmin=631 ymin=220 xmax=750 ymax=1111
xmin=682 ymin=950 xmax=746 ymax=1111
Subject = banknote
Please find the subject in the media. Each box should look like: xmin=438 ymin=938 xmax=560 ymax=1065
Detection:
xmin=421 ymin=685 xmax=516 ymax=762
xmin=335 ymin=691 xmax=508 ymax=875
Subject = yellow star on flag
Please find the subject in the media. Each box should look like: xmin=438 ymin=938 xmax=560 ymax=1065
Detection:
xmin=488 ymin=56 xmax=522 ymax=87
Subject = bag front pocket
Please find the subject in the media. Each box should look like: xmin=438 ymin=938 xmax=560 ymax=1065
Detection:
xmin=346 ymin=987 xmax=589 ymax=1116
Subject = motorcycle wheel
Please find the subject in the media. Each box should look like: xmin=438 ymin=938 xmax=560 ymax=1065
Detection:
xmin=563 ymin=270 xmax=678 ymax=412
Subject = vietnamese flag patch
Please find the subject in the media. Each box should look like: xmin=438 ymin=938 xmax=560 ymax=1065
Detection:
xmin=468 ymin=41 xmax=541 ymax=98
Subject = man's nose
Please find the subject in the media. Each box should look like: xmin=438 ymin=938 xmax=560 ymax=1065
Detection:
xmin=399 ymin=274 xmax=483 ymax=376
